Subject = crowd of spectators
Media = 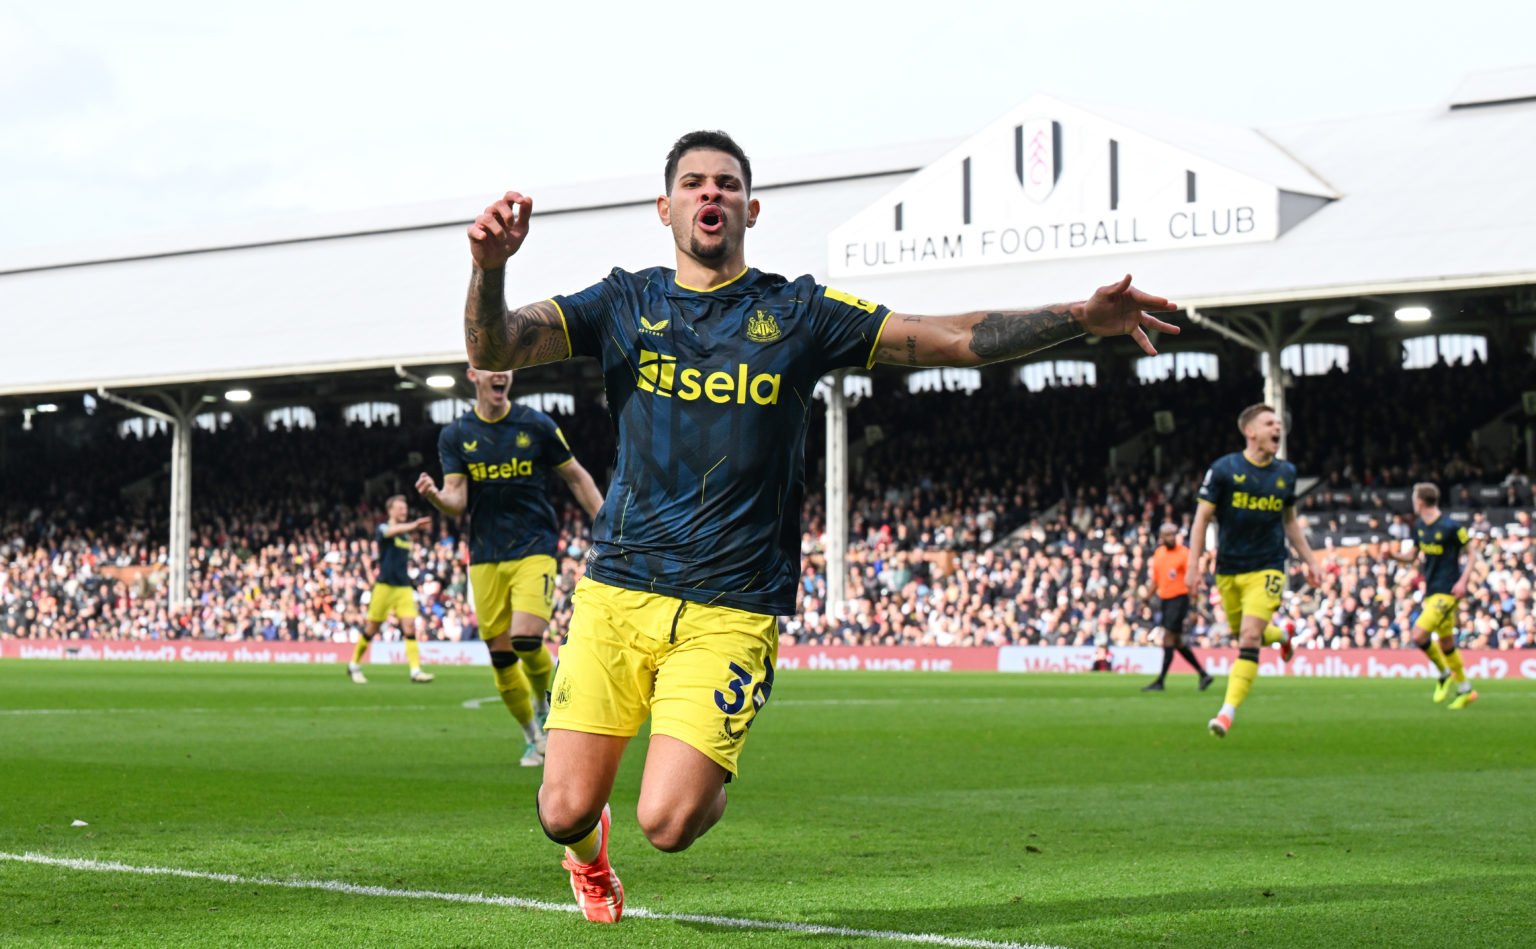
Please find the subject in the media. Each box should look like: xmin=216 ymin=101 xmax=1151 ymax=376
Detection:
xmin=4 ymin=355 xmax=1534 ymax=650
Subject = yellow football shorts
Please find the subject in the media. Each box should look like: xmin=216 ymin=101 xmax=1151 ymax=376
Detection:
xmin=1416 ymin=592 xmax=1459 ymax=638
xmin=545 ymin=578 xmax=779 ymax=776
xmin=470 ymin=555 xmax=558 ymax=636
xmin=366 ymin=583 xmax=418 ymax=623
xmin=1215 ymin=569 xmax=1284 ymax=633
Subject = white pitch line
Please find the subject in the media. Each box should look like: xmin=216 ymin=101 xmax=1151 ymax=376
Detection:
xmin=0 ymin=851 xmax=1062 ymax=949
xmin=0 ymin=705 xmax=446 ymax=717
xmin=461 ymin=695 xmax=503 ymax=709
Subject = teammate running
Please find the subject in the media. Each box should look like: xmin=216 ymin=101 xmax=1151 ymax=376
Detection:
xmin=1142 ymin=522 xmax=1213 ymax=692
xmin=1189 ymin=404 xmax=1320 ymax=738
xmin=416 ymin=368 xmax=604 ymax=766
xmin=348 ymin=495 xmax=435 ymax=684
xmin=462 ymin=130 xmax=1180 ymax=922
xmin=1377 ymin=483 xmax=1480 ymax=709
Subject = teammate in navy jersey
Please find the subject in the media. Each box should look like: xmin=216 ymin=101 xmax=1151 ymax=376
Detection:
xmin=417 ymin=367 xmax=603 ymax=766
xmin=348 ymin=495 xmax=435 ymax=684
xmin=1189 ymin=403 xmax=1321 ymax=738
xmin=1378 ymin=482 xmax=1481 ymax=708
xmin=461 ymin=130 xmax=1180 ymax=922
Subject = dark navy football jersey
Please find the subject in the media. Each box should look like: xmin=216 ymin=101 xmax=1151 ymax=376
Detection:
xmin=439 ymin=404 xmax=573 ymax=564
xmin=374 ymin=523 xmax=414 ymax=586
xmin=1415 ymin=514 xmax=1469 ymax=596
xmin=1197 ymin=452 xmax=1298 ymax=575
xmin=551 ymin=266 xmax=891 ymax=615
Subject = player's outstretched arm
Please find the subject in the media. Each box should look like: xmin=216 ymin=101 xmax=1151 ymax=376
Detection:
xmin=464 ymin=192 xmax=569 ymax=371
xmin=870 ymin=275 xmax=1178 ymax=367
xmin=556 ymin=460 xmax=604 ymax=520
xmin=416 ymin=472 xmax=468 ymax=518
xmin=379 ymin=517 xmax=431 ymax=539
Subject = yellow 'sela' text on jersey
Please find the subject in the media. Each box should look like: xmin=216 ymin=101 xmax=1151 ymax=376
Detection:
xmin=467 ymin=459 xmax=534 ymax=480
xmin=637 ymin=349 xmax=781 ymax=405
xmin=393 ymin=537 xmax=411 ymax=550
xmin=1230 ymin=491 xmax=1284 ymax=512
xmin=1418 ymin=542 xmax=1445 ymax=556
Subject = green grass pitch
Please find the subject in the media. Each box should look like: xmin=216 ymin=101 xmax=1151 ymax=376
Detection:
xmin=1 ymin=661 xmax=1531 ymax=947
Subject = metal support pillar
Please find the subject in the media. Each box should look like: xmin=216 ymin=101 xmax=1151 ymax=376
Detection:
xmin=98 ymin=388 xmax=197 ymax=610
xmin=824 ymin=369 xmax=849 ymax=618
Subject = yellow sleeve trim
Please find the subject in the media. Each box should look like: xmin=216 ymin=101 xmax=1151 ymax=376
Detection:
xmin=548 ymin=297 xmax=574 ymax=358
xmin=443 ymin=473 xmax=468 ymax=480
xmin=554 ymin=457 xmax=576 ymax=469
xmin=864 ymin=310 xmax=895 ymax=370
xmin=1197 ymin=499 xmax=1218 ymax=509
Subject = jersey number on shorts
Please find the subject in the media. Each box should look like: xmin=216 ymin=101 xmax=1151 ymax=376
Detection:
xmin=1265 ymin=574 xmax=1284 ymax=598
xmin=715 ymin=659 xmax=775 ymax=738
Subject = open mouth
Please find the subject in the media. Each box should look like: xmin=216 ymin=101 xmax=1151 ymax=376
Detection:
xmin=697 ymin=205 xmax=725 ymax=235
xmin=488 ymin=376 xmax=511 ymax=397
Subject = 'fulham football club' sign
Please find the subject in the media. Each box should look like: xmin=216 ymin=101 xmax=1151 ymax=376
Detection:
xmin=829 ymin=95 xmax=1335 ymax=277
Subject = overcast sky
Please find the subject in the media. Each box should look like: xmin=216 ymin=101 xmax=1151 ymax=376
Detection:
xmin=4 ymin=0 xmax=1532 ymax=256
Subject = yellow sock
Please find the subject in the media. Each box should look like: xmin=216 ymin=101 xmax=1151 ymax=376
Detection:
xmin=351 ymin=636 xmax=370 ymax=665
xmin=1223 ymin=651 xmax=1260 ymax=709
xmin=493 ymin=661 xmax=535 ymax=726
xmin=513 ymin=640 xmax=555 ymax=701
xmin=1261 ymin=625 xmax=1284 ymax=646
xmin=1421 ymin=638 xmax=1449 ymax=674
xmin=1444 ymin=643 xmax=1466 ymax=684
xmin=566 ymin=819 xmax=603 ymax=865
xmin=405 ymin=637 xmax=422 ymax=672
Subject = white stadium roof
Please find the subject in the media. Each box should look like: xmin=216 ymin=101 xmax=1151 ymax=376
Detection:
xmin=2 ymin=68 xmax=1534 ymax=396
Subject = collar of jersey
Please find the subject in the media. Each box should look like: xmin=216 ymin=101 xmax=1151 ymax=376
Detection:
xmin=1241 ymin=450 xmax=1275 ymax=468
xmin=671 ymin=267 xmax=751 ymax=294
xmin=474 ymin=403 xmax=512 ymax=424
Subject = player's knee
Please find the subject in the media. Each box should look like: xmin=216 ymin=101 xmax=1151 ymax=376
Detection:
xmin=537 ymin=785 xmax=604 ymax=843
xmin=510 ymin=636 xmax=544 ymax=654
xmin=489 ymin=650 xmax=521 ymax=670
xmin=636 ymin=805 xmax=699 ymax=853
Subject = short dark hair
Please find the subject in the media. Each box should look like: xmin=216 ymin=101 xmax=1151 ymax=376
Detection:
xmin=1237 ymin=403 xmax=1274 ymax=432
xmin=664 ymin=130 xmax=752 ymax=195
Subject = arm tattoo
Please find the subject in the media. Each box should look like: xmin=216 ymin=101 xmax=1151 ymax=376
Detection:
xmin=905 ymin=335 xmax=919 ymax=366
xmin=463 ymin=267 xmax=568 ymax=369
xmin=967 ymin=307 xmax=1083 ymax=363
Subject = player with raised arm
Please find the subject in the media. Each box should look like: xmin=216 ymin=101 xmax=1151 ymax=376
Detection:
xmin=1189 ymin=404 xmax=1320 ymax=738
xmin=461 ymin=130 xmax=1179 ymax=923
xmin=1142 ymin=522 xmax=1214 ymax=692
xmin=348 ymin=495 xmax=435 ymax=684
xmin=416 ymin=368 xmax=604 ymax=766
xmin=1377 ymin=483 xmax=1480 ymax=709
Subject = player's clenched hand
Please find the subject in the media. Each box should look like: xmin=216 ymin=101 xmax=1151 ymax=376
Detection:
xmin=1301 ymin=563 xmax=1321 ymax=588
xmin=1074 ymin=275 xmax=1180 ymax=355
xmin=468 ymin=192 xmax=533 ymax=270
xmin=413 ymin=516 xmax=434 ymax=532
xmin=415 ymin=472 xmax=440 ymax=503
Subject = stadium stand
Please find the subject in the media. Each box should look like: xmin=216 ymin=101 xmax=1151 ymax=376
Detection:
xmin=3 ymin=354 xmax=1533 ymax=649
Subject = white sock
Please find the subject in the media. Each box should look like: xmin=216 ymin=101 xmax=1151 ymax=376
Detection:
xmin=1458 ymin=682 xmax=1472 ymax=694
xmin=1220 ymin=703 xmax=1236 ymax=719
xmin=522 ymin=720 xmax=541 ymax=742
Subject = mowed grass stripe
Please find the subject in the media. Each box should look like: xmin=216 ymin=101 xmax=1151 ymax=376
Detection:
xmin=1 ymin=662 xmax=1532 ymax=948
xmin=1 ymin=851 xmax=1061 ymax=949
